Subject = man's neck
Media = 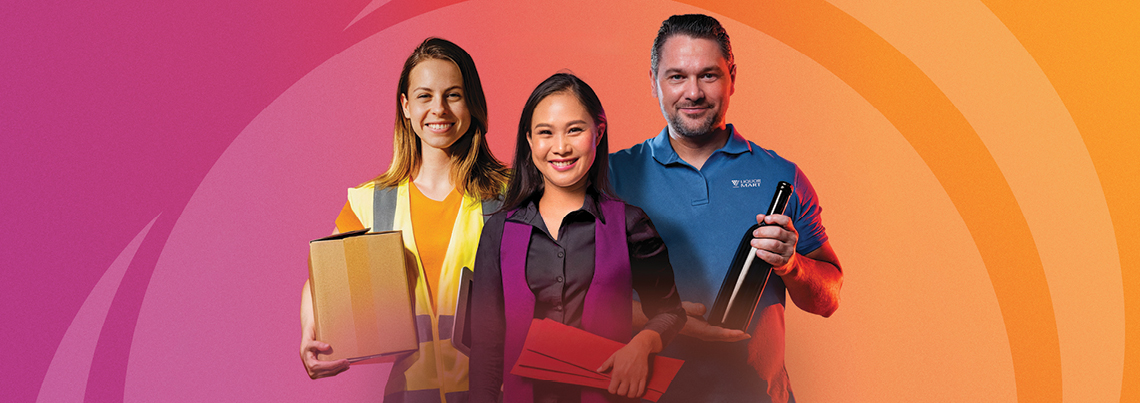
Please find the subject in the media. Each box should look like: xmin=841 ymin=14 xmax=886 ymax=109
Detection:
xmin=668 ymin=124 xmax=731 ymax=170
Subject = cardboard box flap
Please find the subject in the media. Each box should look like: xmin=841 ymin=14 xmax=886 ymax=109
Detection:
xmin=310 ymin=228 xmax=371 ymax=243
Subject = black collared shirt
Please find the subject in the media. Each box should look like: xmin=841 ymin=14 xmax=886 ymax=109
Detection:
xmin=469 ymin=192 xmax=686 ymax=403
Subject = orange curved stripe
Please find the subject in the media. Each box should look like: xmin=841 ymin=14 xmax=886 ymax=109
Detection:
xmin=977 ymin=2 xmax=1140 ymax=402
xmin=680 ymin=0 xmax=1063 ymax=401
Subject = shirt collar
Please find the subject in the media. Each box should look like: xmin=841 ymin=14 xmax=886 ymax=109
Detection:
xmin=649 ymin=123 xmax=752 ymax=166
xmin=722 ymin=124 xmax=753 ymax=154
xmin=506 ymin=188 xmax=606 ymax=227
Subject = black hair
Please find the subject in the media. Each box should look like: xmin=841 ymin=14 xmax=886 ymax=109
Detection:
xmin=650 ymin=14 xmax=735 ymax=76
xmin=500 ymin=73 xmax=614 ymax=212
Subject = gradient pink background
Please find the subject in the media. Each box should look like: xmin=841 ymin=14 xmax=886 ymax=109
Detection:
xmin=3 ymin=1 xmax=1136 ymax=402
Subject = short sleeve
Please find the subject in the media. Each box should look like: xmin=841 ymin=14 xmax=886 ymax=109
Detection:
xmin=791 ymin=165 xmax=828 ymax=254
xmin=346 ymin=185 xmax=375 ymax=231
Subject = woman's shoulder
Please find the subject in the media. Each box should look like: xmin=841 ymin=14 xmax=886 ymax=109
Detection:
xmin=353 ymin=180 xmax=377 ymax=190
xmin=344 ymin=179 xmax=404 ymax=225
xmin=475 ymin=209 xmax=510 ymax=247
xmin=623 ymin=203 xmax=652 ymax=225
xmin=595 ymin=194 xmax=649 ymax=222
xmin=349 ymin=179 xmax=404 ymax=200
xmin=483 ymin=208 xmax=511 ymax=226
xmin=352 ymin=178 xmax=402 ymax=191
xmin=606 ymin=198 xmax=657 ymax=235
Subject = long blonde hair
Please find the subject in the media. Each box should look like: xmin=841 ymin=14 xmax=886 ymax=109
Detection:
xmin=371 ymin=37 xmax=507 ymax=201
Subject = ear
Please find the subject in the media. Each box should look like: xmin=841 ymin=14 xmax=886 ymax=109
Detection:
xmin=526 ymin=131 xmax=534 ymax=149
xmin=729 ymin=64 xmax=737 ymax=96
xmin=595 ymin=122 xmax=606 ymax=147
xmin=400 ymin=93 xmax=411 ymax=119
xmin=649 ymin=69 xmax=659 ymax=99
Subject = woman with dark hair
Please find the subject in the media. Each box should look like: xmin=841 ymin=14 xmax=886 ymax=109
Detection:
xmin=469 ymin=73 xmax=686 ymax=402
xmin=299 ymin=37 xmax=508 ymax=403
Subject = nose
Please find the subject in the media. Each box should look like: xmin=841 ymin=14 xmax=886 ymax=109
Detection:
xmin=553 ymin=133 xmax=570 ymax=155
xmin=430 ymin=96 xmax=449 ymax=116
xmin=683 ymin=78 xmax=703 ymax=102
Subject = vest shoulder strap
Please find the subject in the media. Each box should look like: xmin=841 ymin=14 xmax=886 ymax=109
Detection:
xmin=372 ymin=185 xmax=397 ymax=231
xmin=480 ymin=197 xmax=503 ymax=223
xmin=376 ymin=184 xmax=499 ymax=229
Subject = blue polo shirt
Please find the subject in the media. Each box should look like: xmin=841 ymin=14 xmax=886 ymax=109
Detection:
xmin=609 ymin=124 xmax=828 ymax=403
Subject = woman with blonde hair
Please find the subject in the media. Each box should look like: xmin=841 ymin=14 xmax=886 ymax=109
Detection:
xmin=300 ymin=37 xmax=507 ymax=403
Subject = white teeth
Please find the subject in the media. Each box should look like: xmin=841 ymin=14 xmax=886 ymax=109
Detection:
xmin=427 ymin=123 xmax=452 ymax=130
xmin=551 ymin=160 xmax=575 ymax=167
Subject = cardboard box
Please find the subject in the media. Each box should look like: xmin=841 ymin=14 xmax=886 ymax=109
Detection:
xmin=308 ymin=229 xmax=418 ymax=362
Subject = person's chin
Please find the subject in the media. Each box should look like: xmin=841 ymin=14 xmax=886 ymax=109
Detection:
xmin=423 ymin=133 xmax=461 ymax=149
xmin=544 ymin=172 xmax=588 ymax=191
xmin=674 ymin=124 xmax=710 ymax=138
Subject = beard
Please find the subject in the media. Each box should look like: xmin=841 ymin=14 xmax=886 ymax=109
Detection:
xmin=663 ymin=103 xmax=723 ymax=138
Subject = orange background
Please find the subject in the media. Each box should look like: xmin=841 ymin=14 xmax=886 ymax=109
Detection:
xmin=694 ymin=1 xmax=1140 ymax=401
xmin=683 ymin=1 xmax=1139 ymax=401
xmin=455 ymin=0 xmax=1137 ymax=401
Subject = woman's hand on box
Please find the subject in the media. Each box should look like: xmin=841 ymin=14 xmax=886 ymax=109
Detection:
xmin=300 ymin=330 xmax=350 ymax=379
xmin=300 ymin=279 xmax=349 ymax=379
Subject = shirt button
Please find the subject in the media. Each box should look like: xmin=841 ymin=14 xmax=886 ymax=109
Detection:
xmin=554 ymin=305 xmax=562 ymax=311
xmin=557 ymin=251 xmax=564 ymax=258
xmin=556 ymin=276 xmax=564 ymax=283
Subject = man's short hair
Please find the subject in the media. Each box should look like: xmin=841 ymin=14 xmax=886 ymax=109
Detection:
xmin=651 ymin=14 xmax=735 ymax=77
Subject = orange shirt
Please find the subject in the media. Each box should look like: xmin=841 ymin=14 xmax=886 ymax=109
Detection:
xmin=334 ymin=199 xmax=365 ymax=233
xmin=408 ymin=182 xmax=461 ymax=305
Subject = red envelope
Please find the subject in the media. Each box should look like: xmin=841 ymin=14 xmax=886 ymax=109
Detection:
xmin=510 ymin=319 xmax=683 ymax=402
xmin=515 ymin=348 xmax=608 ymax=381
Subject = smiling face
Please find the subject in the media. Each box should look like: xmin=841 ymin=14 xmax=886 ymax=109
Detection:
xmin=401 ymin=58 xmax=470 ymax=152
xmin=652 ymin=35 xmax=735 ymax=139
xmin=527 ymin=92 xmax=604 ymax=195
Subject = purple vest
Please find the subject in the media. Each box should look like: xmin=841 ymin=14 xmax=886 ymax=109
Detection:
xmin=500 ymin=197 xmax=637 ymax=403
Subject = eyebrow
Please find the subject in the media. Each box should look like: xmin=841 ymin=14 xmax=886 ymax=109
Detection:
xmin=662 ymin=66 xmax=722 ymax=76
xmin=533 ymin=120 xmax=589 ymax=129
xmin=411 ymin=85 xmax=463 ymax=93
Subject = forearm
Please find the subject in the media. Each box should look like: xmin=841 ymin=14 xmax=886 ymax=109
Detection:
xmin=300 ymin=279 xmax=314 ymax=336
xmin=302 ymin=228 xmax=338 ymax=336
xmin=632 ymin=300 xmax=649 ymax=329
xmin=781 ymin=251 xmax=842 ymax=317
xmin=641 ymin=303 xmax=685 ymax=347
xmin=629 ymin=329 xmax=664 ymax=354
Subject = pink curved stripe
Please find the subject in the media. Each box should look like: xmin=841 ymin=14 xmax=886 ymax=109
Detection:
xmin=36 ymin=215 xmax=158 ymax=403
xmin=345 ymin=0 xmax=392 ymax=30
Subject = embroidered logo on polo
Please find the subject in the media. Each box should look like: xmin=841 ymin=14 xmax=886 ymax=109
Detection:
xmin=731 ymin=179 xmax=762 ymax=188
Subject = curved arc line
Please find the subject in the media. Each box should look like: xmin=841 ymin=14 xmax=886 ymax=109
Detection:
xmin=678 ymin=0 xmax=1062 ymax=401
xmin=80 ymin=1 xmax=473 ymax=400
xmin=36 ymin=215 xmax=159 ymax=403
xmin=338 ymin=0 xmax=472 ymax=51
xmin=974 ymin=2 xmax=1139 ymax=402
xmin=345 ymin=0 xmax=394 ymax=30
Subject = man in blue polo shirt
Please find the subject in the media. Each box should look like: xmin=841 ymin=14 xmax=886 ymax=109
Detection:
xmin=611 ymin=14 xmax=844 ymax=403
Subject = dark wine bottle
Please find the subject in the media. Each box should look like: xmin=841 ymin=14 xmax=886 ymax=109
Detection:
xmin=707 ymin=181 xmax=793 ymax=331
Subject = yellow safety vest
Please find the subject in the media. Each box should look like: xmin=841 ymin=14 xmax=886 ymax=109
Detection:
xmin=346 ymin=179 xmax=485 ymax=403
